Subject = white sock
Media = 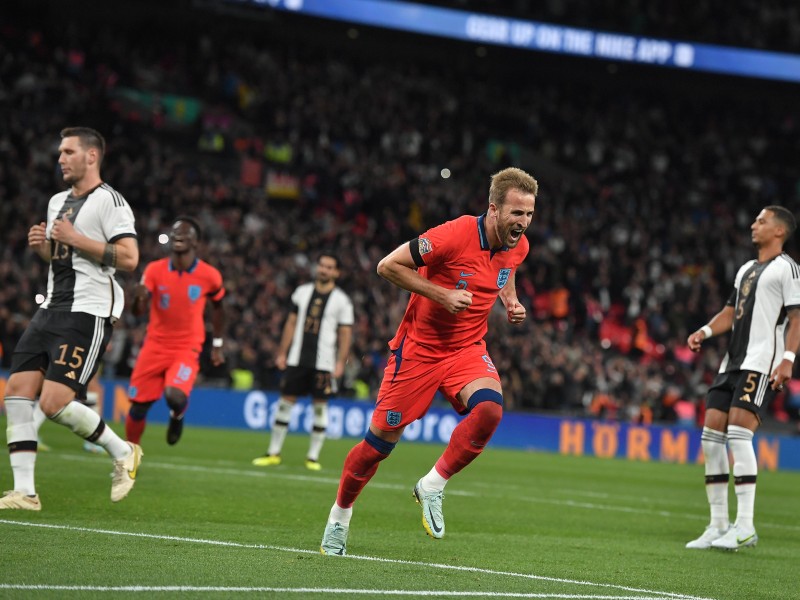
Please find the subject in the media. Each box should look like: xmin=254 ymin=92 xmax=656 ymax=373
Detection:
xmin=328 ymin=501 xmax=352 ymax=526
xmin=700 ymin=426 xmax=730 ymax=530
xmin=32 ymin=401 xmax=48 ymax=433
xmin=9 ymin=450 xmax=36 ymax=496
xmin=5 ymin=397 xmax=37 ymax=495
xmin=51 ymin=401 xmax=129 ymax=460
xmin=267 ymin=398 xmax=294 ymax=456
xmin=84 ymin=391 xmax=101 ymax=414
xmin=96 ymin=426 xmax=133 ymax=460
xmin=307 ymin=402 xmax=328 ymax=461
xmin=728 ymin=424 xmax=757 ymax=531
xmin=419 ymin=465 xmax=448 ymax=494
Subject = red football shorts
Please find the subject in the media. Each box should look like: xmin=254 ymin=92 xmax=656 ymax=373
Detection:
xmin=128 ymin=342 xmax=200 ymax=402
xmin=371 ymin=340 xmax=500 ymax=431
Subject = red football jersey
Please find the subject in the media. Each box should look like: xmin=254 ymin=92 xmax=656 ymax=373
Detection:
xmin=140 ymin=257 xmax=225 ymax=349
xmin=388 ymin=214 xmax=529 ymax=361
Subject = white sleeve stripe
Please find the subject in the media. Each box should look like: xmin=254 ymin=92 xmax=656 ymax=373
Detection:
xmin=101 ymin=183 xmax=124 ymax=207
xmin=779 ymin=253 xmax=800 ymax=278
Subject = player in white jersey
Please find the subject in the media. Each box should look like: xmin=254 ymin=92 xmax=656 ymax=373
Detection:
xmin=1 ymin=127 xmax=143 ymax=511
xmin=253 ymin=252 xmax=354 ymax=470
xmin=685 ymin=205 xmax=800 ymax=550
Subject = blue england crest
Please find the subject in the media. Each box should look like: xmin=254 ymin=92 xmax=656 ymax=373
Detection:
xmin=188 ymin=285 xmax=202 ymax=302
xmin=386 ymin=410 xmax=402 ymax=427
xmin=496 ymin=268 xmax=511 ymax=288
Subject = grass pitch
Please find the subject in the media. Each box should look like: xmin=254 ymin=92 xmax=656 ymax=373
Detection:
xmin=1 ymin=415 xmax=798 ymax=599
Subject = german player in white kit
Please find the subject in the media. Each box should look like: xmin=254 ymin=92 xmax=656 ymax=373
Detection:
xmin=1 ymin=127 xmax=143 ymax=511
xmin=252 ymin=252 xmax=354 ymax=470
xmin=685 ymin=205 xmax=800 ymax=550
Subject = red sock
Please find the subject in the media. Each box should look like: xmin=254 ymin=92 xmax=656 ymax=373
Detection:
xmin=336 ymin=440 xmax=390 ymax=508
xmin=125 ymin=417 xmax=146 ymax=445
xmin=435 ymin=401 xmax=502 ymax=479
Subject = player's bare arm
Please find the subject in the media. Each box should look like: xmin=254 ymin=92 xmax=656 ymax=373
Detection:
xmin=210 ymin=298 xmax=227 ymax=366
xmin=687 ymin=305 xmax=735 ymax=352
xmin=499 ymin=273 xmax=526 ymax=324
xmin=770 ymin=307 xmax=800 ymax=390
xmin=377 ymin=242 xmax=472 ymax=314
xmin=28 ymin=221 xmax=51 ymax=262
xmin=276 ymin=312 xmax=297 ymax=370
xmin=335 ymin=324 xmax=353 ymax=379
xmin=50 ymin=216 xmax=139 ymax=272
xmin=130 ymin=282 xmax=151 ymax=317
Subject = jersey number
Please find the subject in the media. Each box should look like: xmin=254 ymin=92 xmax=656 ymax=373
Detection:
xmin=52 ymin=241 xmax=71 ymax=261
xmin=743 ymin=372 xmax=759 ymax=393
xmin=304 ymin=316 xmax=321 ymax=335
xmin=53 ymin=344 xmax=86 ymax=368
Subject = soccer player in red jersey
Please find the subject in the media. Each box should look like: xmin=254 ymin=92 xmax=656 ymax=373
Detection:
xmin=125 ymin=217 xmax=226 ymax=446
xmin=321 ymin=167 xmax=538 ymax=555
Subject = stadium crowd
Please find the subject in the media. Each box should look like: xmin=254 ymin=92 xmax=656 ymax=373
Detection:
xmin=2 ymin=0 xmax=799 ymax=429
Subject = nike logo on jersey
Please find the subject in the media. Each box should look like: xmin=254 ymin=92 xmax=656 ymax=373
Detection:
xmin=459 ymin=271 xmax=475 ymax=278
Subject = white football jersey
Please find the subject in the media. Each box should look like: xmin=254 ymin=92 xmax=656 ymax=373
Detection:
xmin=719 ymin=253 xmax=800 ymax=375
xmin=287 ymin=282 xmax=354 ymax=372
xmin=41 ymin=183 xmax=137 ymax=319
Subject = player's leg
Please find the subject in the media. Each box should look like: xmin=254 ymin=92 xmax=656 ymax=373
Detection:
xmin=1 ymin=370 xmax=44 ymax=510
xmin=685 ymin=375 xmax=735 ymax=548
xmin=162 ymin=352 xmax=200 ymax=446
xmin=125 ymin=342 xmax=169 ymax=444
xmin=413 ymin=349 xmax=504 ymax=539
xmin=306 ymin=370 xmax=334 ymax=469
xmin=710 ymin=371 xmax=774 ymax=550
xmin=164 ymin=387 xmax=188 ymax=445
xmin=32 ymin=399 xmax=50 ymax=452
xmin=321 ymin=353 xmax=439 ymax=555
xmin=79 ymin=377 xmax=105 ymax=453
xmin=321 ymin=425 xmax=400 ymax=555
xmin=415 ymin=386 xmax=502 ymax=539
xmin=252 ymin=394 xmax=295 ymax=466
xmin=306 ymin=399 xmax=328 ymax=470
xmin=126 ymin=400 xmax=157 ymax=445
xmin=685 ymin=407 xmax=730 ymax=548
xmin=3 ymin=311 xmax=52 ymax=509
xmin=253 ymin=367 xmax=305 ymax=466
xmin=39 ymin=313 xmax=142 ymax=502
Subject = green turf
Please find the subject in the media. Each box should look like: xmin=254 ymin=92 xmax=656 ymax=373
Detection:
xmin=1 ymin=415 xmax=798 ymax=599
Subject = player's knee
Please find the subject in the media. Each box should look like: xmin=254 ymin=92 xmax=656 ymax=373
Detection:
xmin=274 ymin=397 xmax=294 ymax=425
xmin=164 ymin=388 xmax=188 ymax=413
xmin=312 ymin=401 xmax=328 ymax=432
xmin=365 ymin=429 xmax=397 ymax=456
xmin=128 ymin=400 xmax=156 ymax=422
xmin=466 ymin=390 xmax=504 ymax=428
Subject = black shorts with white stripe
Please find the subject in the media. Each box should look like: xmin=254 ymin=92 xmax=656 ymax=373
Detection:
xmin=9 ymin=309 xmax=113 ymax=394
xmin=706 ymin=369 xmax=778 ymax=419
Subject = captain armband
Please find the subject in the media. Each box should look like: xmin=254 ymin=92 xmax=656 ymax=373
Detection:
xmin=101 ymin=243 xmax=117 ymax=268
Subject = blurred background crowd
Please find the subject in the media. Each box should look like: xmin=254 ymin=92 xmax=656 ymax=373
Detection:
xmin=2 ymin=0 xmax=799 ymax=431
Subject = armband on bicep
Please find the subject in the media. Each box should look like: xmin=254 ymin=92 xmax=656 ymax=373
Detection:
xmin=101 ymin=243 xmax=117 ymax=268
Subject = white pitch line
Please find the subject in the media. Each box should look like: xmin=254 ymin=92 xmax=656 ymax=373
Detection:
xmin=0 ymin=584 xmax=699 ymax=598
xmin=57 ymin=453 xmax=800 ymax=531
xmin=0 ymin=519 xmax=714 ymax=600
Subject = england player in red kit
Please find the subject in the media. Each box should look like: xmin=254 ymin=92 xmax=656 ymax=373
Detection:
xmin=321 ymin=167 xmax=538 ymax=555
xmin=125 ymin=217 xmax=226 ymax=446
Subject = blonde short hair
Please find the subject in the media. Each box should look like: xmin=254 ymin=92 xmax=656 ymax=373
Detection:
xmin=489 ymin=167 xmax=538 ymax=207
